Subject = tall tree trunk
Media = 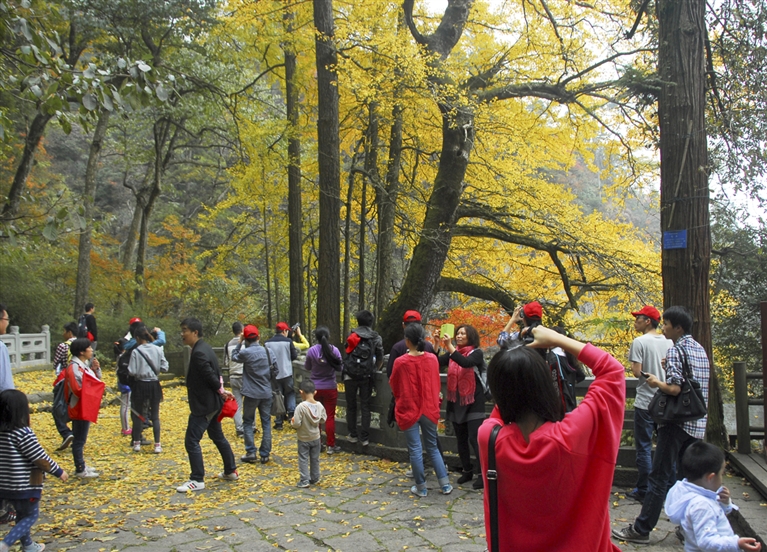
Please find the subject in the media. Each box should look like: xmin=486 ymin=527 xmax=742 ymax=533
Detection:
xmin=342 ymin=170 xmax=355 ymax=339
xmin=657 ymin=0 xmax=725 ymax=446
xmin=273 ymin=242 xmax=281 ymax=323
xmin=375 ymin=104 xmax=403 ymax=317
xmin=359 ymin=103 xmax=379 ymax=312
xmin=73 ymin=111 xmax=110 ymax=318
xmin=358 ymin=177 xmax=367 ymax=312
xmin=134 ymin=120 xmax=178 ymax=302
xmin=264 ymin=202 xmax=273 ymax=329
xmin=378 ymin=107 xmax=474 ymax=349
xmin=2 ymin=113 xmax=54 ymax=218
xmin=122 ymin=167 xmax=152 ymax=270
xmin=313 ymin=0 xmax=341 ymax=343
xmin=284 ymin=8 xmax=305 ymax=330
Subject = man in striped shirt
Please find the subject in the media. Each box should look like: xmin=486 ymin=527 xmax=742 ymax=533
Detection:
xmin=613 ymin=306 xmax=711 ymax=545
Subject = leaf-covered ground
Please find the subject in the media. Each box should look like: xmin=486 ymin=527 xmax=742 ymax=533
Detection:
xmin=12 ymin=369 xmax=464 ymax=551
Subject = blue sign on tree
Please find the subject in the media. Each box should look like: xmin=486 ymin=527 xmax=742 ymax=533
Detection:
xmin=663 ymin=230 xmax=687 ymax=250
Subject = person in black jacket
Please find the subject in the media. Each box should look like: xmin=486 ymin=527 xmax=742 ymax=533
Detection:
xmin=435 ymin=324 xmax=487 ymax=489
xmin=176 ymin=318 xmax=237 ymax=493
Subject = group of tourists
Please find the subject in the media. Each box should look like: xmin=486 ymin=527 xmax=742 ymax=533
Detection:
xmin=0 ymin=299 xmax=761 ymax=551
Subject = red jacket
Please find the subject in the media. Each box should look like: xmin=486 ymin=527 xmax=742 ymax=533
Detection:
xmin=390 ymin=352 xmax=441 ymax=430
xmin=478 ymin=344 xmax=625 ymax=552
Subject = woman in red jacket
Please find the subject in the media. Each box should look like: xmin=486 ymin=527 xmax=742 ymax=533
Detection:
xmin=478 ymin=326 xmax=624 ymax=552
xmin=390 ymin=323 xmax=452 ymax=497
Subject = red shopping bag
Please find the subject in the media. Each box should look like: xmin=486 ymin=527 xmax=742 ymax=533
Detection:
xmin=217 ymin=396 xmax=238 ymax=422
xmin=79 ymin=370 xmax=105 ymax=423
xmin=65 ymin=365 xmax=105 ymax=423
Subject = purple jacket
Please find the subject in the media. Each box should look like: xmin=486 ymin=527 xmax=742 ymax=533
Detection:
xmin=305 ymin=344 xmax=342 ymax=390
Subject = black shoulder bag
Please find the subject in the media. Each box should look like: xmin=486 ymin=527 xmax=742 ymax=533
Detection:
xmin=647 ymin=344 xmax=707 ymax=424
xmin=487 ymin=424 xmax=502 ymax=552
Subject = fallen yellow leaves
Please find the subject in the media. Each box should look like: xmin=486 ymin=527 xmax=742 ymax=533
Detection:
xmin=13 ymin=369 xmax=401 ymax=545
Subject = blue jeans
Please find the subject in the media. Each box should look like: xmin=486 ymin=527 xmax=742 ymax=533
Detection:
xmin=403 ymin=415 xmax=449 ymax=490
xmin=273 ymin=376 xmax=296 ymax=426
xmin=633 ymin=423 xmax=697 ymax=535
xmin=633 ymin=408 xmax=655 ymax=496
xmin=243 ymin=395 xmax=272 ymax=458
xmin=71 ymin=419 xmax=90 ymax=472
xmin=184 ymin=413 xmax=236 ymax=482
xmin=2 ymin=497 xmax=39 ymax=548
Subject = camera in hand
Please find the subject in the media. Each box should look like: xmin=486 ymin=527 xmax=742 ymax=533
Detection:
xmin=503 ymin=321 xmax=539 ymax=350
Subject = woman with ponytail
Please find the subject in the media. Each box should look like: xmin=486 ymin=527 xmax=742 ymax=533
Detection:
xmin=390 ymin=323 xmax=452 ymax=497
xmin=305 ymin=327 xmax=343 ymax=454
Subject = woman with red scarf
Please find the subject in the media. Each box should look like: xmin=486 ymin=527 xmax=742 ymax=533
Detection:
xmin=437 ymin=325 xmax=486 ymax=489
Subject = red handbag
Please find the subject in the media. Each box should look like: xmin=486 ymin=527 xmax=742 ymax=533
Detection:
xmin=217 ymin=396 xmax=238 ymax=422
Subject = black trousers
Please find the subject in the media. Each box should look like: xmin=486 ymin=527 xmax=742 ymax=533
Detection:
xmin=453 ymin=418 xmax=482 ymax=472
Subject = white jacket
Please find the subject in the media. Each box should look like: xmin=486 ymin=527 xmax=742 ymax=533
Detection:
xmin=664 ymin=479 xmax=740 ymax=552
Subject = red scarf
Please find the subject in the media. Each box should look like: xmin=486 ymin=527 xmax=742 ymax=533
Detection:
xmin=447 ymin=345 xmax=476 ymax=406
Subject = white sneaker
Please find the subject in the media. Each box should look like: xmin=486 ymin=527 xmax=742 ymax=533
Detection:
xmin=132 ymin=442 xmax=141 ymax=452
xmin=154 ymin=444 xmax=162 ymax=454
xmin=75 ymin=466 xmax=99 ymax=478
xmin=176 ymin=480 xmax=205 ymax=492
xmin=218 ymin=470 xmax=239 ymax=481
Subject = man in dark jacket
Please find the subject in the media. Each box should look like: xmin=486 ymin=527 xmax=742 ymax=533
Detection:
xmin=344 ymin=310 xmax=384 ymax=447
xmin=176 ymin=317 xmax=237 ymax=493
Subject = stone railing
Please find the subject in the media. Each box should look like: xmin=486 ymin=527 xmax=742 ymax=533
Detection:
xmin=1 ymin=326 xmax=51 ymax=371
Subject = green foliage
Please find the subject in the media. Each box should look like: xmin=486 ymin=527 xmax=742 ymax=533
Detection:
xmin=710 ymin=199 xmax=767 ymax=398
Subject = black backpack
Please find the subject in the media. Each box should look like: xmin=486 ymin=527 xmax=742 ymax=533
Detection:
xmin=548 ymin=350 xmax=581 ymax=412
xmin=116 ymin=349 xmax=135 ymax=386
xmin=77 ymin=314 xmax=89 ymax=339
xmin=343 ymin=333 xmax=376 ymax=378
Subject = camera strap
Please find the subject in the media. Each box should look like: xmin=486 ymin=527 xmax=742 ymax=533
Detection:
xmin=488 ymin=423 xmax=502 ymax=552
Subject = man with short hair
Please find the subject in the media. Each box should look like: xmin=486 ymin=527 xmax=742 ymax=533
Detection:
xmin=265 ymin=322 xmax=298 ymax=430
xmin=626 ymin=306 xmax=673 ymax=503
xmin=613 ymin=306 xmax=711 ymax=545
xmin=225 ymin=322 xmax=245 ymax=438
xmin=232 ymin=325 xmax=277 ymax=464
xmin=176 ymin=317 xmax=237 ymax=493
xmin=344 ymin=310 xmax=384 ymax=447
xmin=0 ymin=303 xmax=13 ymax=392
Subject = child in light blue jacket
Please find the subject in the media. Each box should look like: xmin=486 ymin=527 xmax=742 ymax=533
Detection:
xmin=665 ymin=441 xmax=760 ymax=552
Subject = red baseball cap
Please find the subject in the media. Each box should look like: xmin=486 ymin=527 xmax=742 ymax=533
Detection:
xmin=403 ymin=310 xmax=422 ymax=323
xmin=275 ymin=322 xmax=290 ymax=332
xmin=129 ymin=317 xmax=142 ymax=325
xmin=631 ymin=306 xmax=660 ymax=322
xmin=523 ymin=301 xmax=543 ymax=319
xmin=345 ymin=332 xmax=361 ymax=354
xmin=243 ymin=324 xmax=259 ymax=339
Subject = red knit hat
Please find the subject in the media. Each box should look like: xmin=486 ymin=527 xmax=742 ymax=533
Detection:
xmin=345 ymin=332 xmax=361 ymax=354
xmin=631 ymin=306 xmax=661 ymax=322
xmin=243 ymin=324 xmax=259 ymax=339
xmin=523 ymin=301 xmax=543 ymax=319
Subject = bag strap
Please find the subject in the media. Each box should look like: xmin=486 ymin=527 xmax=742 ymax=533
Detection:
xmin=674 ymin=343 xmax=694 ymax=382
xmin=135 ymin=347 xmax=158 ymax=376
xmin=488 ymin=424 xmax=502 ymax=552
